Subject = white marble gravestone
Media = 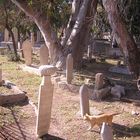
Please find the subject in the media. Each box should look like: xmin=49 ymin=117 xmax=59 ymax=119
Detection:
xmin=36 ymin=65 xmax=57 ymax=137
xmin=40 ymin=44 xmax=49 ymax=65
xmin=22 ymin=40 xmax=32 ymax=66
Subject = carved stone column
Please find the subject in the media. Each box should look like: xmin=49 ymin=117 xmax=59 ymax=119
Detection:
xmin=36 ymin=65 xmax=57 ymax=137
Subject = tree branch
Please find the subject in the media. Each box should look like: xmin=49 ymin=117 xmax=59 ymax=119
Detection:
xmin=66 ymin=0 xmax=90 ymax=46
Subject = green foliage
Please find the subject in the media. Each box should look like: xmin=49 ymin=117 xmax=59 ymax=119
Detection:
xmin=0 ymin=0 xmax=4 ymax=5
xmin=26 ymin=0 xmax=70 ymax=31
xmin=118 ymin=0 xmax=140 ymax=40
xmin=92 ymin=4 xmax=110 ymax=38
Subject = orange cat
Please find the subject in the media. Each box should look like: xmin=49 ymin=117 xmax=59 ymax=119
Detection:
xmin=83 ymin=112 xmax=120 ymax=131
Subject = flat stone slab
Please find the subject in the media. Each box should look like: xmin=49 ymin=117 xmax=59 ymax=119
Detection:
xmin=109 ymin=66 xmax=132 ymax=75
xmin=20 ymin=65 xmax=40 ymax=75
xmin=58 ymin=81 xmax=80 ymax=93
xmin=0 ymin=80 xmax=27 ymax=105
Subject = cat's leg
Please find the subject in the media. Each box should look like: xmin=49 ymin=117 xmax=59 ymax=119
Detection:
xmin=87 ymin=124 xmax=94 ymax=131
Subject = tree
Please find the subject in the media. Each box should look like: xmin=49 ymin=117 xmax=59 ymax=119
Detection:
xmin=10 ymin=0 xmax=98 ymax=69
xmin=102 ymin=0 xmax=140 ymax=77
xmin=0 ymin=0 xmax=19 ymax=60
xmin=0 ymin=0 xmax=35 ymax=60
xmin=10 ymin=0 xmax=139 ymax=76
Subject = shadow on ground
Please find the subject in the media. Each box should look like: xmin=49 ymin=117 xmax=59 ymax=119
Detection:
xmin=113 ymin=123 xmax=140 ymax=138
xmin=0 ymin=100 xmax=35 ymax=140
xmin=41 ymin=134 xmax=65 ymax=140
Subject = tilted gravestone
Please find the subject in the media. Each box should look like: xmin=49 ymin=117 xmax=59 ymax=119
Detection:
xmin=66 ymin=54 xmax=73 ymax=84
xmin=40 ymin=44 xmax=49 ymax=65
xmin=101 ymin=122 xmax=113 ymax=140
xmin=36 ymin=65 xmax=57 ymax=137
xmin=22 ymin=40 xmax=32 ymax=66
xmin=80 ymin=84 xmax=89 ymax=117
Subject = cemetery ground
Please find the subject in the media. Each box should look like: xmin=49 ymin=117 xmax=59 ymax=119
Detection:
xmin=0 ymin=55 xmax=140 ymax=140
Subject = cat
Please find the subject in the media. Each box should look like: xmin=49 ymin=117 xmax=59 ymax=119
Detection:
xmin=83 ymin=112 xmax=120 ymax=131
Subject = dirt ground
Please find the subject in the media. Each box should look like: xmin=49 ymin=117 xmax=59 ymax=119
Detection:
xmin=0 ymin=60 xmax=140 ymax=140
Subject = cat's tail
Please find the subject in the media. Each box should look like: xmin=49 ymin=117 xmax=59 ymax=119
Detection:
xmin=110 ymin=112 xmax=121 ymax=116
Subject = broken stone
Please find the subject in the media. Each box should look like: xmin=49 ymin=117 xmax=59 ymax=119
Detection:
xmin=111 ymin=85 xmax=125 ymax=99
xmin=94 ymin=73 xmax=105 ymax=90
xmin=94 ymin=86 xmax=111 ymax=100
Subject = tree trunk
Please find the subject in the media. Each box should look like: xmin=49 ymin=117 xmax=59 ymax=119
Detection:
xmin=102 ymin=0 xmax=139 ymax=77
xmin=11 ymin=0 xmax=98 ymax=70
xmin=71 ymin=0 xmax=98 ymax=69
xmin=6 ymin=24 xmax=18 ymax=60
xmin=11 ymin=0 xmax=63 ymax=65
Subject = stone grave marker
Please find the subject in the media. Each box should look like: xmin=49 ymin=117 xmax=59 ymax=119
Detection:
xmin=37 ymin=31 xmax=41 ymax=42
xmin=87 ymin=45 xmax=92 ymax=60
xmin=31 ymin=32 xmax=35 ymax=47
xmin=12 ymin=27 xmax=18 ymax=48
xmin=94 ymin=73 xmax=105 ymax=90
xmin=36 ymin=65 xmax=57 ymax=137
xmin=101 ymin=122 xmax=113 ymax=140
xmin=22 ymin=40 xmax=32 ymax=66
xmin=80 ymin=84 xmax=89 ymax=117
xmin=66 ymin=54 xmax=73 ymax=84
xmin=40 ymin=44 xmax=49 ymax=65
xmin=4 ymin=29 xmax=9 ymax=42
xmin=0 ymin=68 xmax=2 ymax=86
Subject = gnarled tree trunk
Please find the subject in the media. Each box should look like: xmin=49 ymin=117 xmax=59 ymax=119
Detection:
xmin=11 ymin=0 xmax=98 ymax=69
xmin=102 ymin=0 xmax=140 ymax=77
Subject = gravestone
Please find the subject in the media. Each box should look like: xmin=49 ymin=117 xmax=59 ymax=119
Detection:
xmin=80 ymin=84 xmax=89 ymax=117
xmin=31 ymin=32 xmax=35 ymax=47
xmin=22 ymin=40 xmax=32 ymax=66
xmin=93 ymin=73 xmax=111 ymax=100
xmin=40 ymin=44 xmax=49 ymax=65
xmin=4 ymin=29 xmax=9 ymax=42
xmin=101 ymin=123 xmax=113 ymax=140
xmin=87 ymin=45 xmax=92 ymax=60
xmin=0 ymin=68 xmax=2 ymax=86
xmin=12 ymin=27 xmax=18 ymax=48
xmin=94 ymin=73 xmax=105 ymax=90
xmin=66 ymin=54 xmax=73 ymax=84
xmin=36 ymin=65 xmax=57 ymax=138
xmin=37 ymin=31 xmax=41 ymax=42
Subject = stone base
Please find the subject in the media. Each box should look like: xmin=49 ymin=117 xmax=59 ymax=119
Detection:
xmin=93 ymin=86 xmax=111 ymax=100
xmin=109 ymin=66 xmax=133 ymax=75
xmin=0 ymin=80 xmax=27 ymax=105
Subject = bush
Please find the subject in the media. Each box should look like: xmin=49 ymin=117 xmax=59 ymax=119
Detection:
xmin=7 ymin=51 xmax=20 ymax=62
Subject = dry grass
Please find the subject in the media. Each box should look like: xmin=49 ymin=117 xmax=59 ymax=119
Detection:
xmin=0 ymin=55 xmax=140 ymax=139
